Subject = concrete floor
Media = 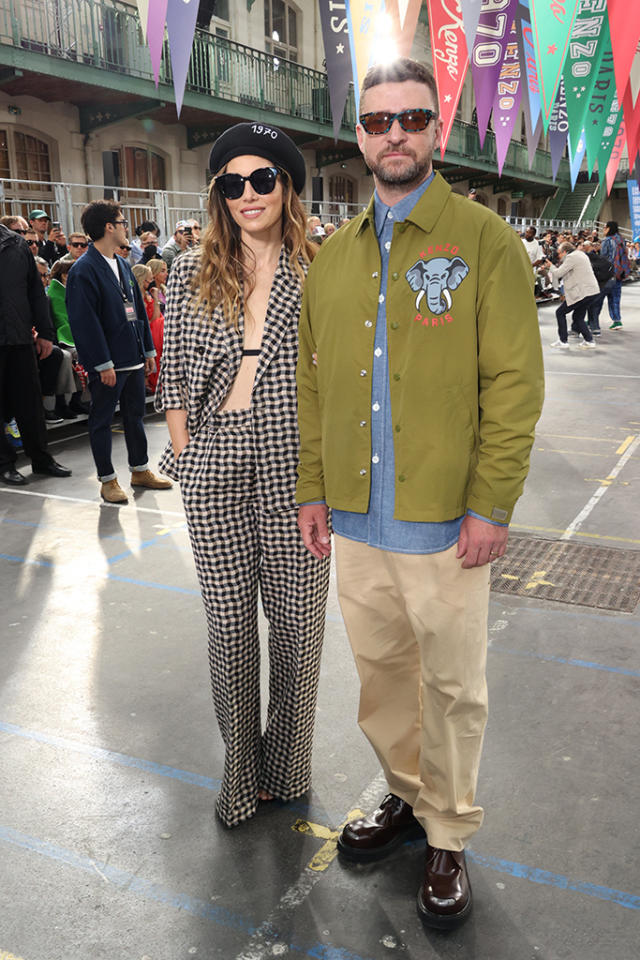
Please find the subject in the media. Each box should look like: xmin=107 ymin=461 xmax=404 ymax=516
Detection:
xmin=1 ymin=283 xmax=640 ymax=960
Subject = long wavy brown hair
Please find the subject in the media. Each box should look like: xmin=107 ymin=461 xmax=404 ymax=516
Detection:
xmin=193 ymin=165 xmax=316 ymax=327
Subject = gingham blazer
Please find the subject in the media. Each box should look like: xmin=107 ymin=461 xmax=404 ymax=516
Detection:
xmin=155 ymin=244 xmax=307 ymax=514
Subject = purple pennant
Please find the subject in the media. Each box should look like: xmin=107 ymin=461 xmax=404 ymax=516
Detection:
xmin=492 ymin=21 xmax=522 ymax=177
xmin=471 ymin=0 xmax=519 ymax=148
xmin=548 ymin=78 xmax=568 ymax=183
xmin=166 ymin=0 xmax=200 ymax=116
xmin=146 ymin=0 xmax=168 ymax=86
xmin=525 ymin=111 xmax=543 ymax=170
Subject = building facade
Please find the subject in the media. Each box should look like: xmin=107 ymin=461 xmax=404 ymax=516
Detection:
xmin=0 ymin=0 xmax=632 ymax=237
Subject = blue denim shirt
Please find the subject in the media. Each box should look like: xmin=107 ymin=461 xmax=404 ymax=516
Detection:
xmin=330 ymin=176 xmax=504 ymax=553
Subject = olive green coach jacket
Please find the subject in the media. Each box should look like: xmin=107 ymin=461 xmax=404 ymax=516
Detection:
xmin=296 ymin=172 xmax=544 ymax=525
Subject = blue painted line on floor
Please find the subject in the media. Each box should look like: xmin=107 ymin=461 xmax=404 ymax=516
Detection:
xmin=489 ymin=644 xmax=640 ymax=678
xmin=0 ymin=553 xmax=51 ymax=567
xmin=106 ymin=573 xmax=200 ymax=595
xmin=466 ymin=850 xmax=640 ymax=911
xmin=0 ymin=720 xmax=221 ymax=791
xmin=0 ymin=826 xmax=378 ymax=959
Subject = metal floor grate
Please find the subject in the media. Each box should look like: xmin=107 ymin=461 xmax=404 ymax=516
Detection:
xmin=490 ymin=536 xmax=640 ymax=612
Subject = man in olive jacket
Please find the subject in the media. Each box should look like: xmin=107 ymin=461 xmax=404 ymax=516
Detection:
xmin=296 ymin=60 xmax=544 ymax=930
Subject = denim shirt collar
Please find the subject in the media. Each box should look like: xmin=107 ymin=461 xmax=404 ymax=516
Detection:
xmin=373 ymin=170 xmax=435 ymax=239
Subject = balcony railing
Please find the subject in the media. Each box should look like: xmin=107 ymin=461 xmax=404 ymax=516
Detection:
xmin=0 ymin=0 xmax=357 ymax=131
xmin=0 ymin=0 xmax=568 ymax=185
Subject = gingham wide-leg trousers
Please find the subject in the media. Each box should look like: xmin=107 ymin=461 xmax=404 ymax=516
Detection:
xmin=178 ymin=409 xmax=330 ymax=828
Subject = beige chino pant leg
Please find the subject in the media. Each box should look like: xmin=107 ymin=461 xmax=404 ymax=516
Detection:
xmin=335 ymin=535 xmax=490 ymax=852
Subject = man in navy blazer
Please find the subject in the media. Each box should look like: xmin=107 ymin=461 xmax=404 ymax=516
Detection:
xmin=66 ymin=200 xmax=171 ymax=503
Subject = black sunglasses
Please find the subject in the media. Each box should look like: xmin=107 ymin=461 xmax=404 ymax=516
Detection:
xmin=119 ymin=245 xmax=131 ymax=252
xmin=71 ymin=241 xmax=88 ymax=248
xmin=214 ymin=166 xmax=279 ymax=200
xmin=359 ymin=108 xmax=437 ymax=135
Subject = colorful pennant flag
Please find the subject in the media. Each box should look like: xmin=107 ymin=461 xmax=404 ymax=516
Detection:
xmin=529 ymin=0 xmax=579 ymax=131
xmin=518 ymin=11 xmax=541 ymax=131
xmin=562 ymin=0 xmax=608 ymax=152
xmin=524 ymin=107 xmax=543 ymax=169
xmin=568 ymin=128 xmax=586 ymax=190
xmin=548 ymin=78 xmax=569 ymax=182
xmin=146 ymin=0 xmax=168 ymax=85
xmin=606 ymin=0 xmax=640 ymax=108
xmin=604 ymin=118 xmax=625 ymax=195
xmin=166 ymin=0 xmax=200 ymax=115
xmin=386 ymin=0 xmax=423 ymax=57
xmin=470 ymin=0 xmax=519 ymax=148
xmin=597 ymin=105 xmax=624 ymax=185
xmin=583 ymin=33 xmax=617 ymax=173
xmin=345 ymin=0 xmax=387 ymax=113
xmin=492 ymin=21 xmax=522 ymax=176
xmin=319 ymin=0 xmax=354 ymax=140
xmin=425 ymin=0 xmax=470 ymax=158
xmin=458 ymin=0 xmax=483 ymax=52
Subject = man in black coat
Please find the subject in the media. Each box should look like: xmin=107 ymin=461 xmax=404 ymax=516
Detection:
xmin=582 ymin=240 xmax=615 ymax=335
xmin=0 ymin=224 xmax=71 ymax=484
xmin=66 ymin=201 xmax=171 ymax=504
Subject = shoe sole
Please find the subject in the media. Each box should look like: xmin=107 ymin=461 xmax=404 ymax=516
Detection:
xmin=337 ymin=821 xmax=426 ymax=862
xmin=417 ymin=890 xmax=473 ymax=930
xmin=100 ymin=492 xmax=128 ymax=504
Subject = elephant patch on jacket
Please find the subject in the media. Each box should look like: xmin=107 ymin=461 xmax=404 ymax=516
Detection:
xmin=405 ymin=256 xmax=470 ymax=315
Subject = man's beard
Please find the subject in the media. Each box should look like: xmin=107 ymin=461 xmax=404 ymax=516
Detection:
xmin=367 ymin=150 xmax=432 ymax=186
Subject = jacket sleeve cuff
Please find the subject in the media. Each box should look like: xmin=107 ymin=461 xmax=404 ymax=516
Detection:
xmin=466 ymin=509 xmax=508 ymax=527
xmin=145 ymin=350 xmax=157 ymax=358
xmin=94 ymin=360 xmax=114 ymax=371
xmin=466 ymin=496 xmax=513 ymax=525
xmin=295 ymin=481 xmax=326 ymax=505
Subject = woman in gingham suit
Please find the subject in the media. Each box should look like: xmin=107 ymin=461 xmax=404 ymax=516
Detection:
xmin=155 ymin=123 xmax=330 ymax=828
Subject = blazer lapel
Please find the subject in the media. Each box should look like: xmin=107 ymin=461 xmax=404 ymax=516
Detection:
xmin=90 ymin=244 xmax=125 ymax=297
xmin=253 ymin=246 xmax=300 ymax=388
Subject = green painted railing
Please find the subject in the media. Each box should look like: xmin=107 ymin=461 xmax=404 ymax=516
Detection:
xmin=0 ymin=0 xmax=566 ymax=185
xmin=0 ymin=0 xmax=357 ymax=130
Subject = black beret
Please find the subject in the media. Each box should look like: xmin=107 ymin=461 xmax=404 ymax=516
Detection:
xmin=208 ymin=122 xmax=306 ymax=195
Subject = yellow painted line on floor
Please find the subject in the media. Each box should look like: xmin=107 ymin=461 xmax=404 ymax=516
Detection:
xmin=0 ymin=949 xmax=27 ymax=960
xmin=536 ymin=433 xmax=631 ymax=443
xmin=616 ymin=435 xmax=636 ymax=455
xmin=525 ymin=570 xmax=555 ymax=590
xmin=510 ymin=524 xmax=640 ymax=546
xmin=292 ymin=808 xmax=364 ymax=872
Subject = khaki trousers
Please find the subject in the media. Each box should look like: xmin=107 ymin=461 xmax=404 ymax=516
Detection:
xmin=335 ymin=535 xmax=491 ymax=851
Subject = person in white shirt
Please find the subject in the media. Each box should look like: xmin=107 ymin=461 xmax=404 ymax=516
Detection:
xmin=544 ymin=242 xmax=599 ymax=349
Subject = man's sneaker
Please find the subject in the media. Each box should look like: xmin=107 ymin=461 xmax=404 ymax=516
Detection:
xmin=44 ymin=410 xmax=63 ymax=424
xmin=590 ymin=329 xmax=602 ymax=336
xmin=4 ymin=419 xmax=22 ymax=450
xmin=609 ymin=321 xmax=623 ymax=330
xmin=550 ymin=340 xmax=569 ymax=349
xmin=100 ymin=478 xmax=129 ymax=503
xmin=578 ymin=340 xmax=596 ymax=349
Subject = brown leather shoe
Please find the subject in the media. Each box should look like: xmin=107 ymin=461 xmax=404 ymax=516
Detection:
xmin=337 ymin=793 xmax=425 ymax=862
xmin=417 ymin=843 xmax=472 ymax=929
xmin=130 ymin=469 xmax=172 ymax=489
xmin=100 ymin=478 xmax=128 ymax=504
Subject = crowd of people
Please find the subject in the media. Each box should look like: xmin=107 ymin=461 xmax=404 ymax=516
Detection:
xmin=520 ymin=222 xmax=636 ymax=348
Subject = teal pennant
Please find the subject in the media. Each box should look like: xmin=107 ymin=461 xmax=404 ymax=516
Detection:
xmin=562 ymin=0 xmax=609 ymax=148
xmin=530 ymin=0 xmax=580 ymax=131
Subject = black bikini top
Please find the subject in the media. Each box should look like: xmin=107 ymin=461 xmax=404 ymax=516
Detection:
xmin=242 ymin=349 xmax=261 ymax=356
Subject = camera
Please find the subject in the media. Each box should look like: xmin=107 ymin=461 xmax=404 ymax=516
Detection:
xmin=183 ymin=225 xmax=193 ymax=235
xmin=51 ymin=221 xmax=61 ymax=231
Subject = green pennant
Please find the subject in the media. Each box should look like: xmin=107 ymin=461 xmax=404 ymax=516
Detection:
xmin=582 ymin=26 xmax=617 ymax=174
xmin=562 ymin=0 xmax=609 ymax=147
xmin=529 ymin=0 xmax=580 ymax=132
xmin=597 ymin=110 xmax=624 ymax=183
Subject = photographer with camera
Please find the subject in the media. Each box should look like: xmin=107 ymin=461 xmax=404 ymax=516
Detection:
xmin=161 ymin=220 xmax=192 ymax=272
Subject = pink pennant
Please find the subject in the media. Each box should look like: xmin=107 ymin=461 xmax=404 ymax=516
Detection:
xmin=146 ymin=0 xmax=168 ymax=85
xmin=425 ymin=0 xmax=470 ymax=159
xmin=605 ymin=121 xmax=626 ymax=196
xmin=607 ymin=0 xmax=640 ymax=108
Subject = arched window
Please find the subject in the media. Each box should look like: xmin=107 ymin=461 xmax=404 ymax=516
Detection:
xmin=0 ymin=126 xmax=56 ymax=219
xmin=329 ymin=174 xmax=356 ymax=206
xmin=497 ymin=197 xmax=507 ymax=217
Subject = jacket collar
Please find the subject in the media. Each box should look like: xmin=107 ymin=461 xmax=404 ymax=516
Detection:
xmin=87 ymin=242 xmax=126 ymax=296
xmin=355 ymin=171 xmax=452 ymax=238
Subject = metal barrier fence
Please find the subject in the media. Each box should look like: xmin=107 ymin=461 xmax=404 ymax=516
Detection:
xmin=1 ymin=177 xmax=608 ymax=239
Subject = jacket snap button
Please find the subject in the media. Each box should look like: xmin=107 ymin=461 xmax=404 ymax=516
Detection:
xmin=393 ymin=373 xmax=401 ymax=381
xmin=360 ymin=420 xmax=367 ymax=427
xmin=392 ymin=272 xmax=399 ymax=280
xmin=360 ymin=369 xmax=367 ymax=377
xmin=359 ymin=468 xmax=367 ymax=476
xmin=398 ymin=474 xmax=406 ymax=482
xmin=390 ymin=322 xmax=399 ymax=330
